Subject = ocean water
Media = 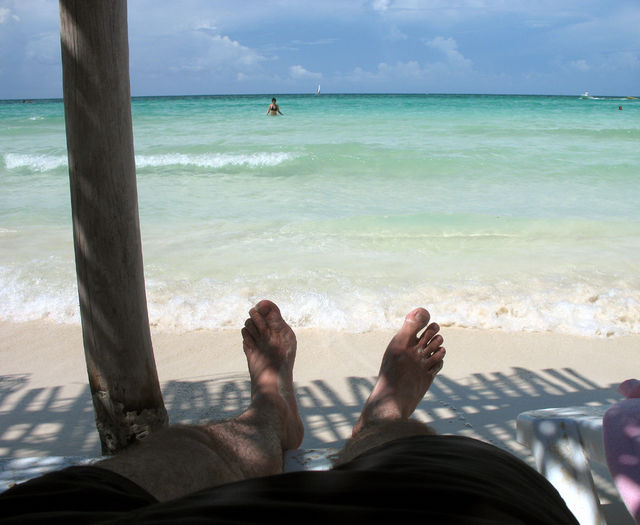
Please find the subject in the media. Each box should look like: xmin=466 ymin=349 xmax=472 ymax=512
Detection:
xmin=1 ymin=94 xmax=639 ymax=337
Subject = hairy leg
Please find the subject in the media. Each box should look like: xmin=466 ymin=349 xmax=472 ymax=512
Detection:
xmin=336 ymin=307 xmax=445 ymax=465
xmin=97 ymin=300 xmax=304 ymax=501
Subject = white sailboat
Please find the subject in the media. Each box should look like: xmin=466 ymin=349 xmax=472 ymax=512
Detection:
xmin=316 ymin=84 xmax=321 ymax=96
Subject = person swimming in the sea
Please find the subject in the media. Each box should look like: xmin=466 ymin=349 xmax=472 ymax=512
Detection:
xmin=267 ymin=97 xmax=283 ymax=116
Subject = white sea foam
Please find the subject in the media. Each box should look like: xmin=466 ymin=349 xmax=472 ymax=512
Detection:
xmin=142 ymin=281 xmax=640 ymax=337
xmin=4 ymin=153 xmax=67 ymax=172
xmin=0 ymin=267 xmax=80 ymax=324
xmin=6 ymin=257 xmax=637 ymax=338
xmin=135 ymin=152 xmax=294 ymax=169
xmin=3 ymin=152 xmax=294 ymax=173
xmin=2 ymin=273 xmax=638 ymax=337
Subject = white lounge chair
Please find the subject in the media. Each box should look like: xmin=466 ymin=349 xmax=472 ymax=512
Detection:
xmin=517 ymin=406 xmax=610 ymax=525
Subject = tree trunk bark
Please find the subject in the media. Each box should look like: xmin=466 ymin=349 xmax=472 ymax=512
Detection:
xmin=59 ymin=0 xmax=168 ymax=455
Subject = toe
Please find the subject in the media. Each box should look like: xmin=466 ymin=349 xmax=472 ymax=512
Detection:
xmin=399 ymin=307 xmax=431 ymax=341
xmin=419 ymin=323 xmax=441 ymax=349
xmin=425 ymin=347 xmax=446 ymax=371
xmin=255 ymin=299 xmax=279 ymax=315
xmin=255 ymin=300 xmax=284 ymax=328
xmin=241 ymin=327 xmax=255 ymax=353
xmin=249 ymin=304 xmax=269 ymax=333
xmin=244 ymin=318 xmax=259 ymax=339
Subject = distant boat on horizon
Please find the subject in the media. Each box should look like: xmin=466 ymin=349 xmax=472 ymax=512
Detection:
xmin=580 ymin=91 xmax=601 ymax=100
xmin=316 ymin=84 xmax=321 ymax=96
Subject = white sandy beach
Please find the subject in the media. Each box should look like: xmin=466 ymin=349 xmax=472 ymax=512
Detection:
xmin=1 ymin=319 xmax=638 ymax=520
xmin=1 ymin=319 xmax=637 ymax=454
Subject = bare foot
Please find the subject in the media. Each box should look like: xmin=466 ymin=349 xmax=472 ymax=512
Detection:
xmin=241 ymin=300 xmax=304 ymax=450
xmin=352 ymin=307 xmax=445 ymax=436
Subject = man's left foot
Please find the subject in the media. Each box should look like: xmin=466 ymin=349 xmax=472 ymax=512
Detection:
xmin=352 ymin=307 xmax=445 ymax=436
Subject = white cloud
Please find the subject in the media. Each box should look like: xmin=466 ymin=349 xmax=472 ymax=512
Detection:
xmin=387 ymin=25 xmax=408 ymax=41
xmin=0 ymin=5 xmax=19 ymax=23
xmin=569 ymin=59 xmax=590 ymax=72
xmin=426 ymin=36 xmax=472 ymax=69
xmin=194 ymin=21 xmax=219 ymax=35
xmin=1 ymin=0 xmax=638 ymax=97
xmin=166 ymin=29 xmax=265 ymax=74
xmin=208 ymin=34 xmax=263 ymax=68
xmin=342 ymin=40 xmax=482 ymax=92
xmin=347 ymin=60 xmax=425 ymax=85
xmin=566 ymin=51 xmax=639 ymax=75
xmin=372 ymin=0 xmax=391 ymax=11
xmin=289 ymin=64 xmax=321 ymax=79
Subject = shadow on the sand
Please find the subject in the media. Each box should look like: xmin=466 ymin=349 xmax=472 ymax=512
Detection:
xmin=1 ymin=366 xmax=621 ymax=453
xmin=0 ymin=368 xmax=623 ymax=498
xmin=1 ymin=367 xmax=632 ymax=522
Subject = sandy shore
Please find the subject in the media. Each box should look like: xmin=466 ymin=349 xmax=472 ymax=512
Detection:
xmin=0 ymin=316 xmax=640 ymax=457
xmin=1 ymin=319 xmax=638 ymax=514
xmin=2 ymin=319 xmax=636 ymax=455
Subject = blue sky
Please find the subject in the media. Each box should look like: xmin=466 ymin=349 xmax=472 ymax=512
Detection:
xmin=1 ymin=0 xmax=639 ymax=99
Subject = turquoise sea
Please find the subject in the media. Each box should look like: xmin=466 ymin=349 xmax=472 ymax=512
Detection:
xmin=1 ymin=94 xmax=639 ymax=336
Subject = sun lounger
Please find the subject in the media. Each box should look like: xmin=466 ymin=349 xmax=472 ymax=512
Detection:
xmin=516 ymin=405 xmax=610 ymax=525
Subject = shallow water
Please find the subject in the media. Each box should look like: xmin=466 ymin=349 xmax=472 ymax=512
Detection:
xmin=1 ymin=94 xmax=639 ymax=336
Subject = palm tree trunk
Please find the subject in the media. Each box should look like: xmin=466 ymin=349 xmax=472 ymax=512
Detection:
xmin=59 ymin=0 xmax=168 ymax=454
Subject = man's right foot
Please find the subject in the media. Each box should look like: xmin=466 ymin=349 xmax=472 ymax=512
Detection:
xmin=352 ymin=307 xmax=445 ymax=436
xmin=241 ymin=300 xmax=304 ymax=451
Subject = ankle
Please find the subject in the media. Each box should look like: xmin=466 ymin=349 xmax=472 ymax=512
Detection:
xmin=339 ymin=419 xmax=436 ymax=467
xmin=356 ymin=396 xmax=404 ymax=431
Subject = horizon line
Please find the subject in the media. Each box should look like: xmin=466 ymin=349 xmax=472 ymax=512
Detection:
xmin=3 ymin=91 xmax=639 ymax=103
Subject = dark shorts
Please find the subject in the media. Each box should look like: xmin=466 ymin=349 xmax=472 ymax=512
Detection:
xmin=0 ymin=435 xmax=578 ymax=524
